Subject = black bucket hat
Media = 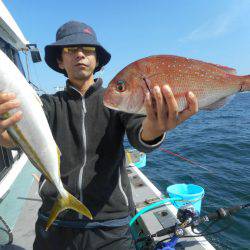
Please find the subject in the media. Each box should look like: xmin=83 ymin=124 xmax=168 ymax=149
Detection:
xmin=45 ymin=21 xmax=111 ymax=74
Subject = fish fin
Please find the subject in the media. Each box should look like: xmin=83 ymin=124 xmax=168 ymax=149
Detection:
xmin=209 ymin=63 xmax=237 ymax=75
xmin=202 ymin=96 xmax=234 ymax=111
xmin=45 ymin=191 xmax=93 ymax=231
xmin=189 ymin=57 xmax=237 ymax=75
xmin=57 ymin=145 xmax=62 ymax=156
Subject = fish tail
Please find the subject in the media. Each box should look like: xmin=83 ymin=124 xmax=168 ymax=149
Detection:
xmin=45 ymin=191 xmax=93 ymax=231
xmin=240 ymin=75 xmax=250 ymax=91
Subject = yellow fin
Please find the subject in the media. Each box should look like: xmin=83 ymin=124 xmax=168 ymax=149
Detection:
xmin=46 ymin=191 xmax=93 ymax=231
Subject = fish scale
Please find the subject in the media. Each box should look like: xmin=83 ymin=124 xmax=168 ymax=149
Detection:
xmin=104 ymin=55 xmax=250 ymax=114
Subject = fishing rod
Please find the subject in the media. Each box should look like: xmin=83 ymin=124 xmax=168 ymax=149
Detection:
xmin=135 ymin=203 xmax=250 ymax=250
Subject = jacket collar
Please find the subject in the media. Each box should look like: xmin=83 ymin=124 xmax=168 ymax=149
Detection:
xmin=65 ymin=78 xmax=103 ymax=98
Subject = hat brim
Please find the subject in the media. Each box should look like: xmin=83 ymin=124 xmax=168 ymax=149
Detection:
xmin=45 ymin=33 xmax=111 ymax=74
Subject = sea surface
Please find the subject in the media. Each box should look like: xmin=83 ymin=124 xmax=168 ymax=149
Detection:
xmin=126 ymin=92 xmax=250 ymax=250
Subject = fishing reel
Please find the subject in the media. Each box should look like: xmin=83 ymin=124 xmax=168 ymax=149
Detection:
xmin=166 ymin=204 xmax=199 ymax=238
xmin=177 ymin=204 xmax=199 ymax=224
xmin=135 ymin=204 xmax=200 ymax=243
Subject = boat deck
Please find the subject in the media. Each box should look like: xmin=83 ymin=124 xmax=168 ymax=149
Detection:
xmin=0 ymin=160 xmax=214 ymax=250
xmin=1 ymin=180 xmax=41 ymax=250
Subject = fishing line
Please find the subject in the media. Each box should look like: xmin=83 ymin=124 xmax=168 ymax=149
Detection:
xmin=159 ymin=148 xmax=211 ymax=172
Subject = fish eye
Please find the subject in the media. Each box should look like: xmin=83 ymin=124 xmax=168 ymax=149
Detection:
xmin=116 ymin=80 xmax=126 ymax=92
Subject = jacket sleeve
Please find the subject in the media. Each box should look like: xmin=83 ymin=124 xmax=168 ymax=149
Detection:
xmin=119 ymin=112 xmax=165 ymax=153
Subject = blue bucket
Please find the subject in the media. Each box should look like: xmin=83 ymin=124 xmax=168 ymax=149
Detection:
xmin=167 ymin=183 xmax=204 ymax=214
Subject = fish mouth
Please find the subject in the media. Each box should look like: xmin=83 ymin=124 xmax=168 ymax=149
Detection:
xmin=103 ymin=98 xmax=118 ymax=109
xmin=103 ymin=102 xmax=120 ymax=111
xmin=103 ymin=89 xmax=118 ymax=108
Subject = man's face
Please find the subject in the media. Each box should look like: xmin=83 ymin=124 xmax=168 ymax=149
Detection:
xmin=58 ymin=46 xmax=98 ymax=81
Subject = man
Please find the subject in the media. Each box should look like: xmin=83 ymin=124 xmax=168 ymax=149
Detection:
xmin=0 ymin=21 xmax=198 ymax=249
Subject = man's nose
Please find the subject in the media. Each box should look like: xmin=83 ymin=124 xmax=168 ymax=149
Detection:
xmin=75 ymin=49 xmax=86 ymax=58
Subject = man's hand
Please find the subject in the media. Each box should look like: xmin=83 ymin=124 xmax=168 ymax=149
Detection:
xmin=141 ymin=85 xmax=198 ymax=142
xmin=0 ymin=92 xmax=22 ymax=147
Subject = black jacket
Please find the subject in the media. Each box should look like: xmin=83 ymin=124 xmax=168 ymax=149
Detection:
xmin=39 ymin=78 xmax=163 ymax=221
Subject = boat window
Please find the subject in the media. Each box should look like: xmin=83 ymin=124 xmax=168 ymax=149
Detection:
xmin=0 ymin=37 xmax=13 ymax=59
xmin=0 ymin=37 xmax=25 ymax=75
xmin=13 ymin=50 xmax=26 ymax=76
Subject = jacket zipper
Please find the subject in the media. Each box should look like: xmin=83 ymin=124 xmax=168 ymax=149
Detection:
xmin=78 ymin=97 xmax=87 ymax=219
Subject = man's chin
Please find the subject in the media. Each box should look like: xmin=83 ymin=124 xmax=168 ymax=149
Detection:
xmin=75 ymin=71 xmax=93 ymax=80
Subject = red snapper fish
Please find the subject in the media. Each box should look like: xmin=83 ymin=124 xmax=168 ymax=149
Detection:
xmin=103 ymin=55 xmax=250 ymax=114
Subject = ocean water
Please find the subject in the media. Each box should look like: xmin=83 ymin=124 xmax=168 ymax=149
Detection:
xmin=127 ymin=92 xmax=250 ymax=249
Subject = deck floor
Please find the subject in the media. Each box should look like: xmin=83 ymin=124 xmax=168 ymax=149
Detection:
xmin=1 ymin=162 xmax=214 ymax=250
xmin=1 ymin=180 xmax=41 ymax=250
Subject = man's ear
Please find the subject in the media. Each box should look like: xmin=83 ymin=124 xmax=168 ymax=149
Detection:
xmin=57 ymin=58 xmax=65 ymax=70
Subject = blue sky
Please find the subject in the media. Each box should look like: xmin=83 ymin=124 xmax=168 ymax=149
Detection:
xmin=3 ymin=0 xmax=250 ymax=93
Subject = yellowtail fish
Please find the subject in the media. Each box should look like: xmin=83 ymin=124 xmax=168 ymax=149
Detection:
xmin=0 ymin=49 xmax=93 ymax=230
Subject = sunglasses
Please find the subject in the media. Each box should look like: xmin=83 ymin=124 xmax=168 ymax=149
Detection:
xmin=63 ymin=46 xmax=96 ymax=54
